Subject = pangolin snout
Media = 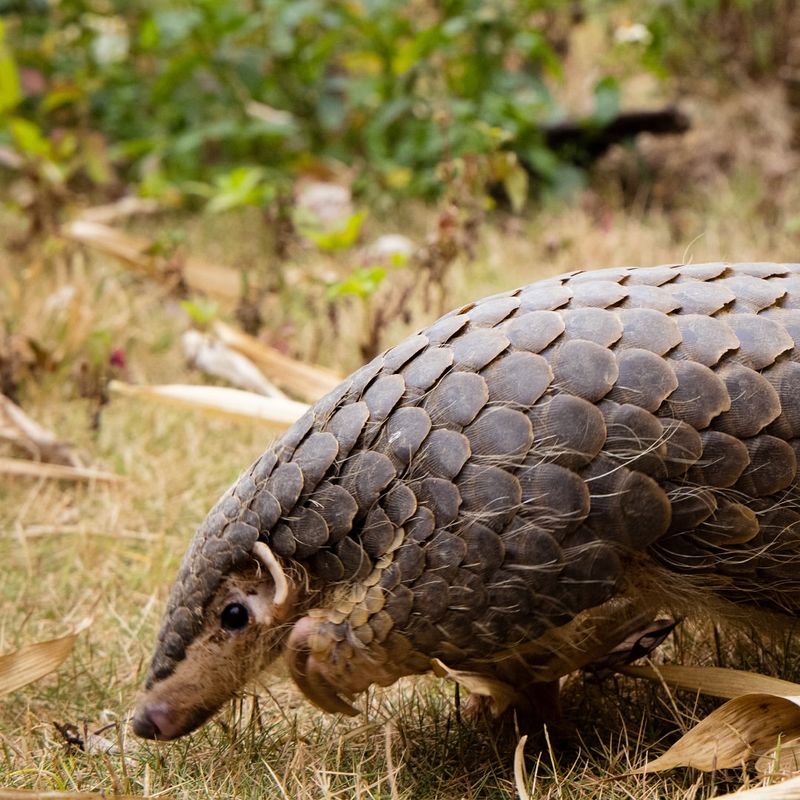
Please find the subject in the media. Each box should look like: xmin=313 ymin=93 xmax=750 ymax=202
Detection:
xmin=132 ymin=700 xmax=176 ymax=740
xmin=132 ymin=699 xmax=215 ymax=741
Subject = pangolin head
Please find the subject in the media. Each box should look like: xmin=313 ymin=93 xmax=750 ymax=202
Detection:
xmin=133 ymin=449 xmax=300 ymax=740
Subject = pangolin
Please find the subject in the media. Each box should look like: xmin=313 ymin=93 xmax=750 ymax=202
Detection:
xmin=133 ymin=261 xmax=800 ymax=740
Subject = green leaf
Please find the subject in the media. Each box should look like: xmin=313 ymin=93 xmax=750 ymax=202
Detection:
xmin=180 ymin=298 xmax=219 ymax=328
xmin=41 ymin=85 xmax=83 ymax=112
xmin=86 ymin=329 xmax=112 ymax=368
xmin=205 ymin=166 xmax=274 ymax=213
xmin=326 ymin=266 xmax=386 ymax=299
xmin=0 ymin=20 xmax=21 ymax=114
xmin=301 ymin=210 xmax=367 ymax=252
xmin=9 ymin=117 xmax=50 ymax=158
xmin=503 ymin=162 xmax=528 ymax=213
xmin=591 ymin=76 xmax=620 ymax=127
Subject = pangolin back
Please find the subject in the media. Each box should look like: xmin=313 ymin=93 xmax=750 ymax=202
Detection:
xmin=145 ymin=261 xmax=800 ymax=709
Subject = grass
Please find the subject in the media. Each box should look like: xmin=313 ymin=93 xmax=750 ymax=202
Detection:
xmin=3 ymin=87 xmax=800 ymax=797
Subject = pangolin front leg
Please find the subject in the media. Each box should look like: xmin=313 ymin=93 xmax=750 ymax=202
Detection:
xmin=285 ymin=612 xmax=414 ymax=714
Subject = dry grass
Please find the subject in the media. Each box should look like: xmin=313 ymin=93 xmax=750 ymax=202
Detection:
xmin=4 ymin=87 xmax=800 ymax=797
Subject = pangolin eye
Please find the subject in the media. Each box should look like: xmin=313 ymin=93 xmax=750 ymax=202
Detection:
xmin=220 ymin=602 xmax=249 ymax=631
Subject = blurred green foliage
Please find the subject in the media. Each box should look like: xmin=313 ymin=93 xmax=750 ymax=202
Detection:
xmin=0 ymin=0 xmax=584 ymax=204
xmin=0 ymin=0 xmax=790 ymax=214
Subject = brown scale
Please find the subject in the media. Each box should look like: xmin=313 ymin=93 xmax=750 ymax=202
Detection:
xmin=672 ymin=262 xmax=728 ymax=281
xmin=717 ymin=275 xmax=786 ymax=313
xmin=463 ymin=406 xmax=533 ymax=461
xmin=620 ymin=284 xmax=681 ymax=313
xmin=286 ymin=507 xmax=329 ymax=558
xmin=308 ymin=381 xmax=350 ymax=427
xmin=346 ymin=355 xmax=385 ymax=399
xmin=568 ymin=280 xmax=628 ymax=308
xmin=404 ymin=506 xmax=436 ymax=543
xmin=623 ymin=264 xmax=678 ymax=285
xmin=232 ymin=473 xmax=258 ymax=504
xmin=598 ymin=401 xmax=668 ymax=477
xmin=670 ymin=315 xmax=739 ymax=366
xmin=551 ymin=535 xmax=623 ymax=614
xmin=324 ymin=401 xmax=370 ymax=457
xmin=518 ymin=282 xmax=572 ymax=312
xmin=616 ymin=308 xmax=682 ymax=354
xmin=461 ymin=522 xmax=505 ymax=576
xmin=516 ymin=462 xmax=591 ymax=538
xmin=376 ymin=406 xmax=431 ymax=467
xmin=423 ymin=313 xmax=469 ymax=345
xmin=466 ymin=295 xmax=521 ymax=327
xmin=401 ymin=346 xmax=454 ymax=392
xmin=502 ymin=309 xmax=565 ymax=352
xmin=361 ymin=507 xmax=396 ymax=558
xmin=291 ymin=432 xmax=340 ymax=499
xmin=361 ymin=374 xmax=407 ymax=443
xmin=550 ymin=339 xmax=619 ymax=402
xmin=735 ymin=262 xmax=790 ymax=278
xmin=733 ymin=436 xmax=797 ymax=497
xmin=761 ymin=307 xmax=800 ymax=352
xmin=448 ymin=568 xmax=489 ymax=611
xmin=686 ymin=431 xmax=751 ymax=488
xmin=457 ymin=464 xmax=522 ymax=532
xmin=560 ymin=308 xmax=623 ymax=346
xmin=499 ymin=522 xmax=563 ymax=597
xmin=765 ymin=275 xmax=800 ymax=309
xmin=720 ymin=314 xmax=793 ymax=370
xmin=571 ymin=267 xmax=632 ymax=284
xmin=580 ymin=456 xmax=671 ymax=547
xmin=249 ymin=450 xmax=277 ymax=484
xmin=411 ymin=574 xmax=450 ymax=621
xmin=392 ymin=542 xmax=427 ymax=583
xmin=659 ymin=419 xmax=703 ymax=478
xmin=380 ymin=482 xmax=417 ymax=526
xmin=450 ymin=328 xmax=510 ymax=371
xmin=275 ymin=407 xmax=315 ymax=458
xmin=337 ymin=450 xmax=396 ymax=510
xmin=711 ymin=364 xmax=781 ymax=438
xmin=306 ymin=482 xmax=357 ymax=542
xmin=694 ymin=501 xmax=760 ymax=546
xmin=424 ymin=531 xmax=468 ymax=581
xmin=411 ymin=477 xmax=462 ymax=527
xmin=266 ymin=463 xmax=304 ymax=513
xmin=410 ymin=429 xmax=471 ymax=480
xmin=424 ymin=371 xmax=488 ymax=427
xmin=527 ymin=394 xmax=607 ymax=470
xmin=381 ymin=333 xmax=429 ymax=374
xmin=335 ymin=537 xmax=372 ymax=582
xmin=481 ymin=351 xmax=552 ymax=406
xmin=764 ymin=361 xmax=800 ymax=438
xmin=249 ymin=488 xmax=281 ymax=534
xmin=665 ymin=485 xmax=718 ymax=533
xmin=659 ymin=361 xmax=731 ymax=430
xmin=668 ymin=281 xmax=735 ymax=314
xmin=608 ymin=349 xmax=678 ymax=412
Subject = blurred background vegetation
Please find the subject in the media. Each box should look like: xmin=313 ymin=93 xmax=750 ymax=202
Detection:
xmin=4 ymin=1 xmax=800 ymax=797
xmin=0 ymin=0 xmax=791 ymax=213
xmin=3 ymin=0 xmax=800 ymax=381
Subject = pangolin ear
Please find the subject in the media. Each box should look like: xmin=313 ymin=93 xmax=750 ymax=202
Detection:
xmin=252 ymin=541 xmax=290 ymax=610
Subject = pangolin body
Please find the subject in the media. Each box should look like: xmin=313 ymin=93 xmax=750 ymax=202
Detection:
xmin=134 ymin=262 xmax=800 ymax=740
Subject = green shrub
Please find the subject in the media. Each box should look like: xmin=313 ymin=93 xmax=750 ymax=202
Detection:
xmin=1 ymin=0 xmax=580 ymax=202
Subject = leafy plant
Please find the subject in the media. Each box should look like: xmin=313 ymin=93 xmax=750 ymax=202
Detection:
xmin=0 ymin=0 xmax=587 ymax=205
xmin=300 ymin=210 xmax=368 ymax=253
